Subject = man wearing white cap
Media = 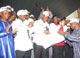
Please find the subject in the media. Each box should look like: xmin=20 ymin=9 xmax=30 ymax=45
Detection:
xmin=33 ymin=11 xmax=65 ymax=58
xmin=30 ymin=14 xmax=34 ymax=18
xmin=24 ymin=10 xmax=34 ymax=41
xmin=38 ymin=7 xmax=53 ymax=23
xmin=6 ymin=5 xmax=14 ymax=11
xmin=32 ymin=11 xmax=51 ymax=58
xmin=30 ymin=14 xmax=36 ymax=21
xmin=5 ymin=5 xmax=16 ymax=23
xmin=12 ymin=9 xmax=33 ymax=58
xmin=24 ymin=9 xmax=34 ymax=26
xmin=0 ymin=7 xmax=15 ymax=58
xmin=58 ymin=18 xmax=80 ymax=58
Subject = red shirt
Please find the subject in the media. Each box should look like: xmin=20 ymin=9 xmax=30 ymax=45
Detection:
xmin=54 ymin=23 xmax=65 ymax=46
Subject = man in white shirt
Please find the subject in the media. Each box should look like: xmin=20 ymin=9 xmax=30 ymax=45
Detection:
xmin=30 ymin=14 xmax=36 ymax=21
xmin=12 ymin=9 xmax=33 ymax=58
xmin=33 ymin=11 xmax=51 ymax=58
xmin=33 ymin=11 xmax=65 ymax=58
xmin=24 ymin=9 xmax=34 ymax=25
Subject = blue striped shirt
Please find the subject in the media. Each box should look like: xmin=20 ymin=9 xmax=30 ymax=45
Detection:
xmin=65 ymin=26 xmax=80 ymax=58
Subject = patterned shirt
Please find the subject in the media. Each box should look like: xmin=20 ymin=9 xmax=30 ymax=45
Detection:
xmin=65 ymin=25 xmax=80 ymax=58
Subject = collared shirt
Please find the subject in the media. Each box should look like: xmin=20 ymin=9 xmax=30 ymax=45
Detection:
xmin=65 ymin=26 xmax=80 ymax=58
xmin=33 ymin=19 xmax=50 ymax=47
xmin=33 ymin=19 xmax=50 ymax=35
xmin=12 ymin=19 xmax=33 ymax=51
xmin=33 ymin=19 xmax=49 ymax=48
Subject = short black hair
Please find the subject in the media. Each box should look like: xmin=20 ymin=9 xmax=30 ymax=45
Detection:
xmin=61 ymin=17 xmax=66 ymax=21
xmin=52 ymin=15 xmax=58 ymax=19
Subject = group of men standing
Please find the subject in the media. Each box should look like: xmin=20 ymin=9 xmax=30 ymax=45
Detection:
xmin=0 ymin=5 xmax=80 ymax=58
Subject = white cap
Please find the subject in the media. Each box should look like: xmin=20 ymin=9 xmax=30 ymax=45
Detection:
xmin=0 ymin=7 xmax=10 ymax=12
xmin=42 ymin=11 xmax=49 ymax=16
xmin=1 ymin=6 xmax=7 ymax=9
xmin=11 ymin=8 xmax=14 ymax=11
xmin=30 ymin=14 xmax=34 ymax=17
xmin=70 ymin=18 xmax=79 ymax=23
xmin=17 ymin=10 xmax=28 ymax=16
xmin=24 ymin=9 xmax=30 ymax=15
xmin=6 ymin=5 xmax=11 ymax=8
xmin=66 ymin=18 xmax=70 ymax=20
xmin=6 ymin=5 xmax=14 ymax=11
xmin=0 ymin=8 xmax=3 ymax=12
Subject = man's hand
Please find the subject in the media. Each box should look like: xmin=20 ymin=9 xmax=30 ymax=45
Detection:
xmin=6 ymin=24 xmax=12 ymax=32
xmin=46 ymin=6 xmax=49 ymax=11
xmin=52 ymin=43 xmax=56 ymax=46
xmin=44 ymin=30 xmax=50 ymax=34
xmin=41 ymin=6 xmax=44 ymax=11
xmin=58 ymin=31 xmax=68 ymax=36
xmin=28 ymin=21 xmax=34 ymax=28
xmin=30 ymin=36 xmax=33 ymax=40
xmin=12 ymin=28 xmax=18 ymax=34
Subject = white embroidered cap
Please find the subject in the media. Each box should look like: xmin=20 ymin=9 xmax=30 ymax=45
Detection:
xmin=30 ymin=14 xmax=34 ymax=17
xmin=70 ymin=18 xmax=79 ymax=23
xmin=24 ymin=9 xmax=30 ymax=15
xmin=6 ymin=5 xmax=14 ymax=11
xmin=17 ymin=9 xmax=28 ymax=16
xmin=0 ymin=7 xmax=11 ymax=12
xmin=42 ymin=11 xmax=49 ymax=16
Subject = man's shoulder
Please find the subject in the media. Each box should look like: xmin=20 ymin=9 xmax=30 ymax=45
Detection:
xmin=33 ymin=20 xmax=42 ymax=26
xmin=78 ymin=25 xmax=80 ymax=31
xmin=12 ymin=19 xmax=21 ymax=25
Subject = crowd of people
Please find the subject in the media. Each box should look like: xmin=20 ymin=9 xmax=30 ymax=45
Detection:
xmin=0 ymin=5 xmax=80 ymax=58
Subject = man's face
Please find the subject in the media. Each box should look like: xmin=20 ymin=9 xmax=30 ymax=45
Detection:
xmin=18 ymin=15 xmax=26 ymax=21
xmin=53 ymin=17 xmax=58 ymax=24
xmin=25 ymin=15 xmax=29 ymax=19
xmin=2 ymin=10 xmax=10 ymax=20
xmin=0 ymin=12 xmax=2 ymax=16
xmin=42 ymin=15 xmax=49 ymax=22
xmin=70 ymin=22 xmax=77 ymax=30
xmin=0 ymin=12 xmax=2 ymax=17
